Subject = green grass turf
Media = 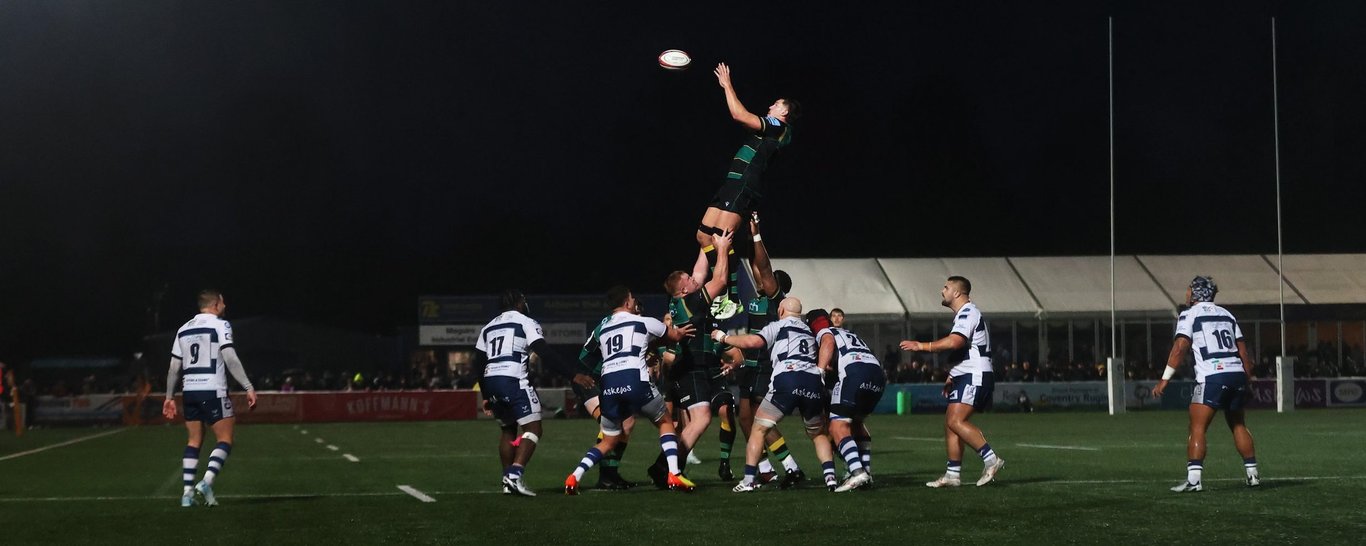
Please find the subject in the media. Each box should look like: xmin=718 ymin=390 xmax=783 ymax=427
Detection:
xmin=3 ymin=410 xmax=1366 ymax=544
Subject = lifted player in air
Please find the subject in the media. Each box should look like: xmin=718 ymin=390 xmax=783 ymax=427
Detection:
xmin=1152 ymin=276 xmax=1261 ymax=492
xmin=164 ymin=290 xmax=257 ymax=508
xmin=695 ymin=63 xmax=799 ymax=311
xmin=474 ymin=290 xmax=595 ymax=497
xmin=565 ymin=286 xmax=697 ymax=494
xmin=649 ymin=229 xmax=735 ymax=485
xmin=731 ymin=212 xmax=804 ymax=487
xmin=714 ymin=297 xmax=839 ymax=492
xmin=901 ymin=276 xmax=1006 ymax=488
xmin=806 ymin=309 xmax=886 ymax=492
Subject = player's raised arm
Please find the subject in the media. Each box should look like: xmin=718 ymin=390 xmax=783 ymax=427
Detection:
xmin=703 ymin=228 xmax=735 ymax=300
xmin=711 ymin=329 xmax=766 ymax=350
xmin=749 ymin=212 xmax=779 ymax=297
xmin=715 ymin=63 xmax=763 ymax=131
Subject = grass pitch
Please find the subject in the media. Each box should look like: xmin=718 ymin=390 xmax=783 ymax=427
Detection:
xmin=3 ymin=410 xmax=1365 ymax=544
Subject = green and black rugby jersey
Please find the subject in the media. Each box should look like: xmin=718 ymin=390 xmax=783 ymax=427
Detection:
xmin=669 ymin=290 xmax=716 ymax=372
xmin=726 ymin=116 xmax=792 ymax=194
xmin=743 ymin=289 xmax=786 ymax=367
xmin=577 ymin=315 xmax=611 ymax=376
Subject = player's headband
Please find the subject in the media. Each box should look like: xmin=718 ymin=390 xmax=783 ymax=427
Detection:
xmin=1190 ymin=276 xmax=1217 ymax=303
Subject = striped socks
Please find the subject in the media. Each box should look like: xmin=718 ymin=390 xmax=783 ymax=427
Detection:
xmin=946 ymin=459 xmax=962 ymax=478
xmin=769 ymin=438 xmax=800 ymax=472
xmin=837 ymin=437 xmax=864 ymax=474
xmin=203 ymin=442 xmax=231 ymax=486
xmin=1187 ymin=459 xmax=1204 ymax=484
xmin=660 ymin=433 xmax=681 ymax=474
xmin=977 ymin=443 xmax=998 ymax=464
xmin=719 ymin=417 xmax=735 ymax=462
xmin=855 ymin=435 xmax=872 ymax=474
xmin=181 ymin=446 xmax=200 ymax=494
xmin=572 ymin=448 xmax=603 ymax=480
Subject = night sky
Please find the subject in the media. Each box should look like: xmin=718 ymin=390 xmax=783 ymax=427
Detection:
xmin=2 ymin=1 xmax=1364 ymax=360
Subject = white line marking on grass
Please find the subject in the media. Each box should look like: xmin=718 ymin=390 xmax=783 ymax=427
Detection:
xmin=1016 ymin=443 xmax=1101 ymax=452
xmin=314 ymin=438 xmax=324 ymax=444
xmin=300 ymin=430 xmax=308 ymax=435
xmin=0 ymin=428 xmax=127 ymax=462
xmin=343 ymin=454 xmax=360 ymax=462
xmin=327 ymin=445 xmax=339 ymax=451
xmin=1039 ymin=475 xmax=1366 ymax=485
xmin=0 ymin=491 xmax=408 ymax=502
xmin=397 ymin=485 xmax=436 ymax=503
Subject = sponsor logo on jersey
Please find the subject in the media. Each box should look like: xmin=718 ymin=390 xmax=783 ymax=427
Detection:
xmin=793 ymin=388 xmax=821 ymax=400
xmin=603 ymin=385 xmax=632 ymax=396
xmin=859 ymin=382 xmax=883 ymax=392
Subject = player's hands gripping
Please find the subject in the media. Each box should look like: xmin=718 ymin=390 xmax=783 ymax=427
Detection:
xmin=162 ymin=398 xmax=177 ymax=420
xmin=714 ymin=63 xmax=733 ymax=90
xmin=668 ymin=321 xmax=696 ymax=343
xmin=711 ymin=329 xmax=728 ymax=344
xmin=712 ymin=228 xmax=734 ymax=253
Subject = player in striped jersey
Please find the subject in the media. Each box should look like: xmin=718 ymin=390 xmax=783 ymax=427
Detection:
xmin=565 ymin=286 xmax=697 ymax=494
xmin=575 ymin=295 xmax=656 ymax=489
xmin=902 ymin=277 xmax=1007 ymax=488
xmin=806 ymin=309 xmax=887 ymax=492
xmin=163 ymin=290 xmax=257 ymax=507
xmin=694 ymin=63 xmax=799 ymax=311
xmin=714 ymin=297 xmax=839 ymax=492
xmin=1152 ymin=276 xmax=1261 ymax=492
xmin=474 ymin=290 xmax=591 ymax=497
xmin=731 ymin=212 xmax=801 ymax=487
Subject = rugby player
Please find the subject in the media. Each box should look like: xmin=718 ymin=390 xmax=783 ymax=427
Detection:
xmin=651 ymin=228 xmax=735 ymax=483
xmin=473 ymin=290 xmax=591 ymax=497
xmin=1152 ymin=276 xmax=1261 ymax=492
xmin=806 ymin=309 xmax=886 ymax=492
xmin=734 ymin=212 xmax=802 ymax=487
xmin=713 ymin=297 xmax=839 ymax=492
xmin=576 ymin=295 xmax=659 ymax=489
xmin=565 ymin=286 xmax=698 ymax=494
xmin=900 ymin=277 xmax=1006 ymax=487
xmin=163 ymin=290 xmax=257 ymax=507
xmin=695 ymin=63 xmax=799 ymax=311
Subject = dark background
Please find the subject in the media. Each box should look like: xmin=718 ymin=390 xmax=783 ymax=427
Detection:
xmin=2 ymin=1 xmax=1363 ymax=359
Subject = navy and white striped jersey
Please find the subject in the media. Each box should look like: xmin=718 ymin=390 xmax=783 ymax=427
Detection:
xmin=814 ymin=326 xmax=881 ymax=376
xmin=947 ymin=302 xmax=992 ymax=377
xmin=475 ymin=311 xmax=544 ymax=380
xmin=171 ymin=313 xmax=235 ymax=396
xmin=592 ymin=312 xmax=667 ymax=380
xmin=1175 ymin=302 xmax=1245 ymax=382
xmin=757 ymin=316 xmax=820 ymax=376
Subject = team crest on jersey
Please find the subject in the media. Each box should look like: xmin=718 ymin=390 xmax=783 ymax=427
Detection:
xmin=949 ymin=390 xmax=960 ymax=400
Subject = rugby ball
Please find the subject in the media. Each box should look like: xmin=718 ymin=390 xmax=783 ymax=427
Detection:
xmin=658 ymin=49 xmax=691 ymax=70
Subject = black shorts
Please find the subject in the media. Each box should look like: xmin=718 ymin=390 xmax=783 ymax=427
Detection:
xmin=737 ymin=363 xmax=774 ymax=401
xmin=707 ymin=368 xmax=738 ymax=410
xmin=571 ymin=381 xmax=602 ymax=409
xmin=673 ymin=370 xmax=720 ymax=410
xmin=708 ymin=178 xmax=762 ymax=215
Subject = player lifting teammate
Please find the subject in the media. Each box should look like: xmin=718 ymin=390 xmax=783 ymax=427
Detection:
xmin=1152 ymin=276 xmax=1261 ymax=492
xmin=902 ymin=277 xmax=1006 ymax=488
xmin=715 ymin=297 xmax=839 ymax=492
xmin=164 ymin=290 xmax=257 ymax=507
xmin=695 ymin=63 xmax=799 ymax=312
xmin=565 ymin=286 xmax=697 ymax=494
xmin=474 ymin=290 xmax=592 ymax=497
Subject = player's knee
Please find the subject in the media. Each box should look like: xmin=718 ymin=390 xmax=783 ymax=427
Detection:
xmin=520 ymin=431 xmax=540 ymax=445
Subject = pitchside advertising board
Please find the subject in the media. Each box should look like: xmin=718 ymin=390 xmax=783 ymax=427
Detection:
xmin=417 ymin=294 xmax=669 ymax=346
xmin=418 ymin=323 xmax=586 ymax=345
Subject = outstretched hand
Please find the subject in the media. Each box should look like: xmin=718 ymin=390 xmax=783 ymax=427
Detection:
xmin=714 ymin=63 xmax=733 ymax=89
xmin=712 ymin=228 xmax=735 ymax=251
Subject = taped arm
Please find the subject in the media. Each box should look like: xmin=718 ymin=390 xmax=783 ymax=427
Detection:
xmin=220 ymin=347 xmax=254 ymax=391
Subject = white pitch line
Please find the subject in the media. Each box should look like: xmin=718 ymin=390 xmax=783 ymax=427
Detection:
xmin=314 ymin=438 xmax=324 ymax=444
xmin=300 ymin=430 xmax=309 ymax=435
xmin=326 ymin=445 xmax=339 ymax=451
xmin=397 ymin=485 xmax=436 ymax=503
xmin=0 ymin=491 xmax=408 ymax=503
xmin=0 ymin=428 xmax=127 ymax=462
xmin=1016 ymin=443 xmax=1101 ymax=452
xmin=342 ymin=453 xmax=360 ymax=462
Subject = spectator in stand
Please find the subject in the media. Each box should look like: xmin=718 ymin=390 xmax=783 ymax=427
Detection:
xmin=281 ymin=377 xmax=296 ymax=393
xmin=830 ymin=308 xmax=846 ymax=328
xmin=1006 ymin=363 xmax=1023 ymax=382
xmin=1020 ymin=361 xmax=1036 ymax=382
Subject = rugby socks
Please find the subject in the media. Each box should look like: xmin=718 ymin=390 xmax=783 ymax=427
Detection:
xmin=741 ymin=464 xmax=757 ymax=486
xmin=837 ymin=437 xmax=864 ymax=474
xmin=1187 ymin=459 xmax=1204 ymax=484
xmin=1243 ymin=457 xmax=1258 ymax=478
xmin=726 ymin=248 xmax=739 ymax=302
xmin=202 ymin=442 xmax=231 ymax=485
xmin=602 ymin=442 xmax=628 ymax=477
xmin=505 ymin=464 xmax=525 ymax=479
xmin=821 ymin=460 xmax=837 ymax=485
xmin=719 ymin=417 xmax=735 ymax=462
xmin=660 ymin=433 xmax=682 ymax=474
xmin=181 ymin=446 xmax=200 ymax=494
xmin=946 ymin=460 xmax=962 ymax=479
xmin=572 ymin=448 xmax=603 ymax=480
xmin=769 ymin=438 xmax=800 ymax=472
xmin=977 ymin=443 xmax=999 ymax=465
xmin=758 ymin=455 xmax=776 ymax=475
xmin=854 ymin=434 xmax=873 ymax=474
